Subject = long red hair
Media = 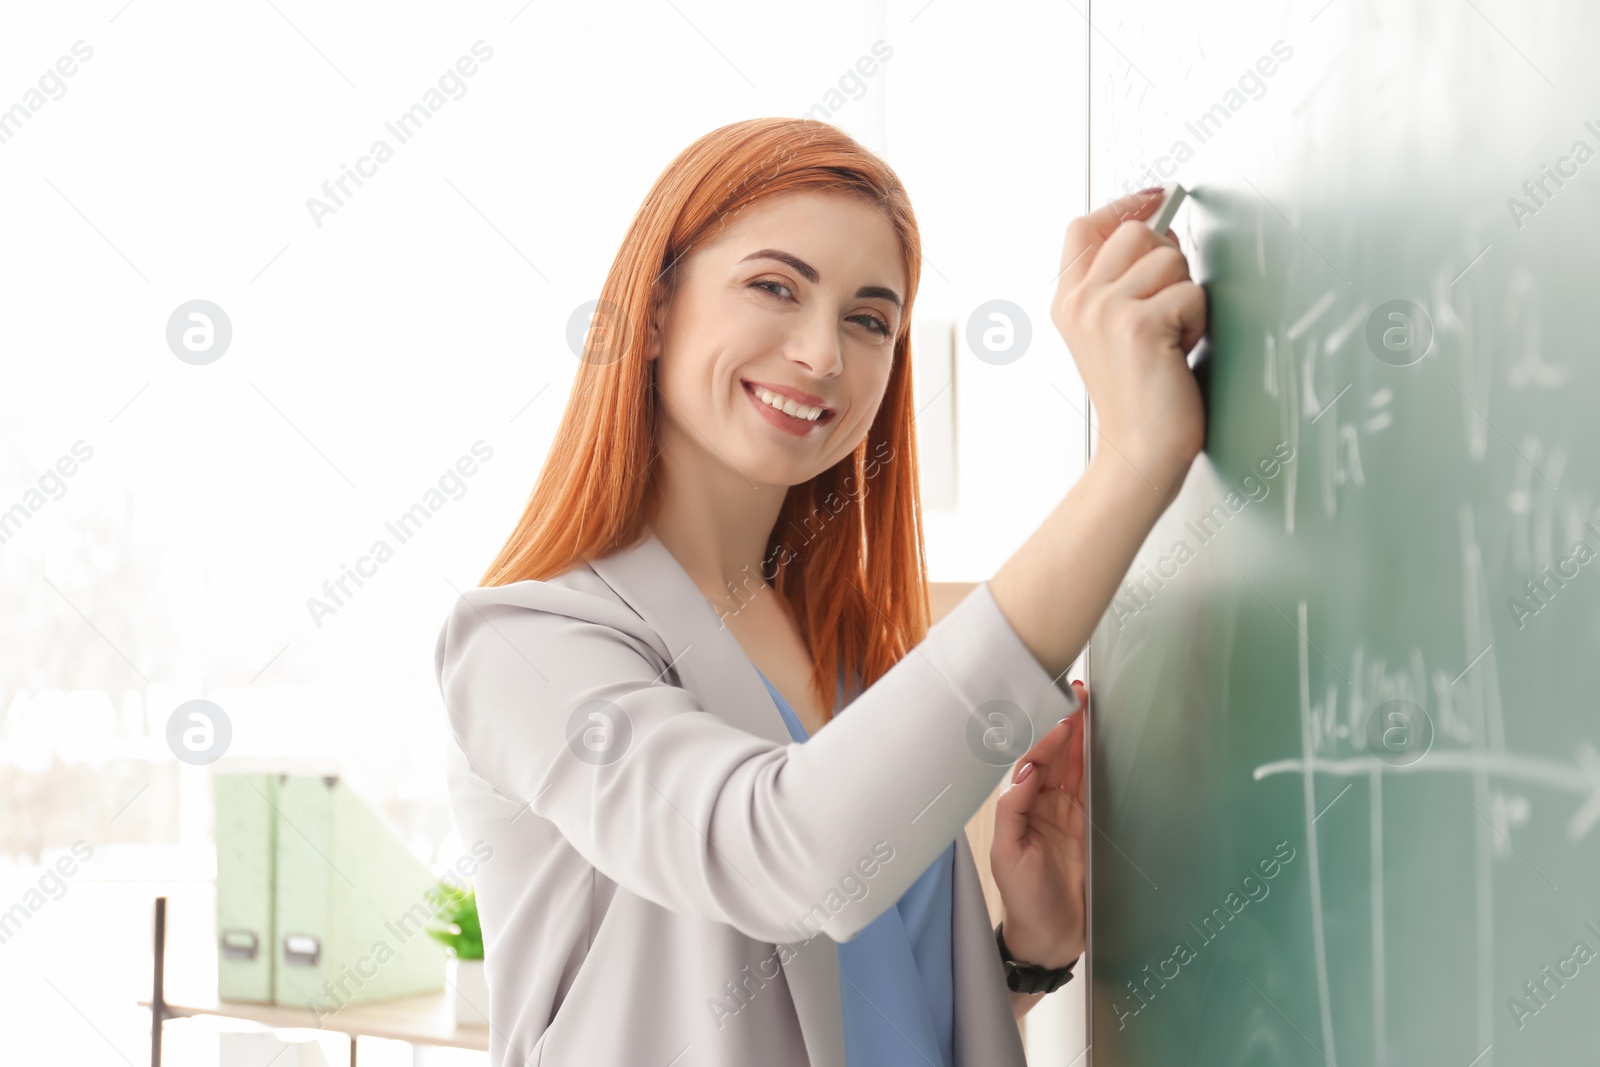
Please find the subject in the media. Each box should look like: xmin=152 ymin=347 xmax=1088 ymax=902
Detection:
xmin=479 ymin=117 xmax=929 ymax=723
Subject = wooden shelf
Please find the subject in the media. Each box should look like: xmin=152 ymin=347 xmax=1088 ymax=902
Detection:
xmin=141 ymin=989 xmax=488 ymax=1051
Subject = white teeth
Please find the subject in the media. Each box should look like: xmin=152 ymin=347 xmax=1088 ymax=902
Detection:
xmin=753 ymin=385 xmax=824 ymax=422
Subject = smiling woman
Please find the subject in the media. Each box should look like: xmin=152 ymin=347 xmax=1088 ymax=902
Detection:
xmin=438 ymin=115 xmax=1206 ymax=1067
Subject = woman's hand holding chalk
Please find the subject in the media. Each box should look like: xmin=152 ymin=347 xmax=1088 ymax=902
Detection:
xmin=1050 ymin=186 xmax=1206 ymax=492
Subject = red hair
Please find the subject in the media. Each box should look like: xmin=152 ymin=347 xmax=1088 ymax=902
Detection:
xmin=480 ymin=117 xmax=929 ymax=723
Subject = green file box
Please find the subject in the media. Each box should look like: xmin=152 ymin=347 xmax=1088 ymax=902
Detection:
xmin=215 ymin=773 xmax=278 ymax=1003
xmin=272 ymin=774 xmax=447 ymax=1011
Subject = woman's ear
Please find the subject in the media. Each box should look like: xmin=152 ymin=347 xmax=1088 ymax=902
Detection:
xmin=645 ymin=282 xmax=669 ymax=362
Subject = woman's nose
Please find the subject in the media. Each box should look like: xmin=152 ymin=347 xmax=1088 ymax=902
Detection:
xmin=786 ymin=316 xmax=845 ymax=379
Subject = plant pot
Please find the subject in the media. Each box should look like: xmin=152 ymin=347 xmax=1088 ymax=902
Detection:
xmin=451 ymin=957 xmax=489 ymax=1027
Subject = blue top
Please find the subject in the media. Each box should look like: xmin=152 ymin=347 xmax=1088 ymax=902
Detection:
xmin=752 ymin=664 xmax=957 ymax=1067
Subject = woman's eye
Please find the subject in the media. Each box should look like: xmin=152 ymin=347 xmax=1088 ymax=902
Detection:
xmin=754 ymin=281 xmax=890 ymax=337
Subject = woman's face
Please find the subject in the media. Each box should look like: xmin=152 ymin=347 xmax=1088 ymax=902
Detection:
xmin=648 ymin=189 xmax=907 ymax=489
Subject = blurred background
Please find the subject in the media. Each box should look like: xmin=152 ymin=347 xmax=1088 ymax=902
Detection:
xmin=0 ymin=0 xmax=1092 ymax=1062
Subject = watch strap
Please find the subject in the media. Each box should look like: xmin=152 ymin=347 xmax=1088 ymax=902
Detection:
xmin=995 ymin=921 xmax=1076 ymax=995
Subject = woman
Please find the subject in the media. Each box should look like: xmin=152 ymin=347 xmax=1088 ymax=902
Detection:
xmin=436 ymin=117 xmax=1204 ymax=1067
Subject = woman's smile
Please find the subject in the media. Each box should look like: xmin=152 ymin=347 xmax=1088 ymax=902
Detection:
xmin=740 ymin=377 xmax=837 ymax=437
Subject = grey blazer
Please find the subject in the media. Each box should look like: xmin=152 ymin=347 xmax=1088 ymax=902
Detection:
xmin=435 ymin=528 xmax=1079 ymax=1066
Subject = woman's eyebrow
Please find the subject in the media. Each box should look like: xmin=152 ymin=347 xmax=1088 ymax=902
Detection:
xmin=739 ymin=248 xmax=902 ymax=309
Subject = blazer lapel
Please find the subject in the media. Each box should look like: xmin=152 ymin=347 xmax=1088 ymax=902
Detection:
xmin=585 ymin=528 xmax=793 ymax=745
xmin=586 ymin=529 xmax=848 ymax=1067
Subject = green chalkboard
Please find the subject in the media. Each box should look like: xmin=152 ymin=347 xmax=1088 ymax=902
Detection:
xmin=1085 ymin=2 xmax=1600 ymax=1064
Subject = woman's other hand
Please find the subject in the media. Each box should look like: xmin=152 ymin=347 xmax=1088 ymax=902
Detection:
xmin=990 ymin=680 xmax=1089 ymax=969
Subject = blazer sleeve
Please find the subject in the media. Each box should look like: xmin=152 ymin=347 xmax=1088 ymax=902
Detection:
xmin=435 ymin=577 xmax=1079 ymax=946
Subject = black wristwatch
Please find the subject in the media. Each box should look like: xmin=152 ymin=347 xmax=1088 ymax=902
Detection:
xmin=995 ymin=922 xmax=1077 ymax=995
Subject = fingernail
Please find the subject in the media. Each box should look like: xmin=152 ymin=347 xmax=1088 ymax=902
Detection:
xmin=1138 ymin=186 xmax=1164 ymax=195
xmin=1013 ymin=761 xmax=1036 ymax=785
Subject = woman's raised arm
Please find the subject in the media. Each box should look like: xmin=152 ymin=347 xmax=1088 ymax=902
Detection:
xmin=989 ymin=188 xmax=1207 ymax=678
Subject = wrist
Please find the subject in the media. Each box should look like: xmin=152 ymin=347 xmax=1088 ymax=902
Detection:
xmin=1082 ymin=446 xmax=1188 ymax=522
xmin=996 ymin=921 xmax=1078 ymax=997
xmin=997 ymin=918 xmax=1079 ymax=971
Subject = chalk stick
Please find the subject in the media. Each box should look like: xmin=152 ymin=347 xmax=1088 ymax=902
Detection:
xmin=1146 ymin=182 xmax=1188 ymax=236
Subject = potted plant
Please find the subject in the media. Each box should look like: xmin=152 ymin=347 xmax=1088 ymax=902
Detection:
xmin=426 ymin=881 xmax=487 ymax=1026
